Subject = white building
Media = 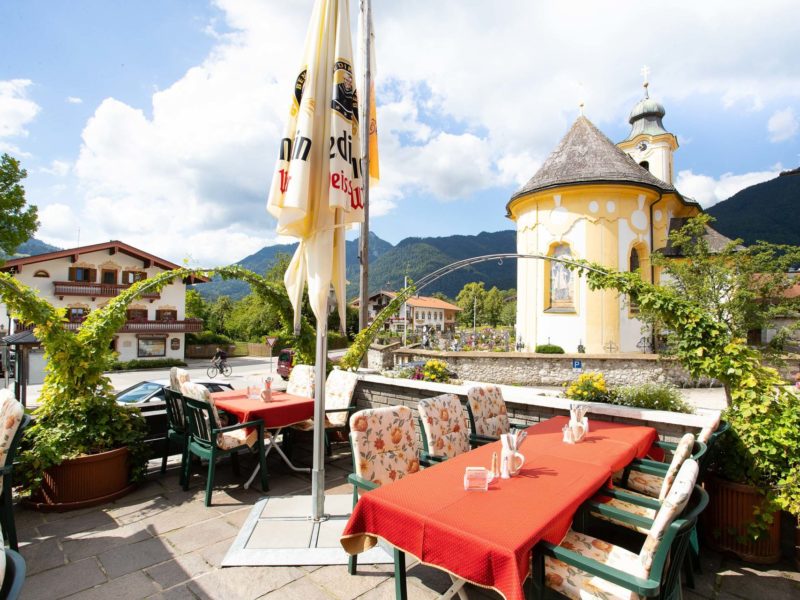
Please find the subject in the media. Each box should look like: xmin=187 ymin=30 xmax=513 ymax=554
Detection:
xmin=1 ymin=241 xmax=205 ymax=362
xmin=353 ymin=291 xmax=462 ymax=334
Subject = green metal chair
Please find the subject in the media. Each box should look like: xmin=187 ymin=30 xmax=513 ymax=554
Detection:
xmin=182 ymin=397 xmax=269 ymax=507
xmin=346 ymin=405 xmax=422 ymax=594
xmin=532 ymin=459 xmax=708 ymax=600
xmin=0 ymin=546 xmax=26 ymax=600
xmin=417 ymin=393 xmax=473 ymax=463
xmin=161 ymin=388 xmax=188 ymax=486
xmin=0 ymin=389 xmax=29 ymax=552
xmin=465 ymin=384 xmax=527 ymax=446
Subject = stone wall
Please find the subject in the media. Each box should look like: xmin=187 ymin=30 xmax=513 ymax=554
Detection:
xmin=367 ymin=342 xmax=401 ymax=370
xmin=390 ymin=348 xmax=719 ymax=387
xmin=353 ymin=374 xmax=717 ymax=447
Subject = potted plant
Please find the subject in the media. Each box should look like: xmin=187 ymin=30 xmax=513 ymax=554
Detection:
xmin=0 ymin=269 xmax=193 ymax=509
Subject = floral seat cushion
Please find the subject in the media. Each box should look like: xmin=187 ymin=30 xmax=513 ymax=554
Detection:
xmin=697 ymin=414 xmax=721 ymax=445
xmin=418 ymin=394 xmax=471 ymax=459
xmin=625 ymin=433 xmax=695 ymax=500
xmin=324 ymin=369 xmax=358 ymax=427
xmin=168 ymin=367 xmax=190 ymax=423
xmin=466 ymin=385 xmax=510 ymax=438
xmin=181 ymin=382 xmax=257 ymax=449
xmin=350 ymin=405 xmax=420 ymax=487
xmin=591 ymin=489 xmax=657 ymax=535
xmin=0 ymin=389 xmax=23 ymax=489
xmin=544 ymin=529 xmax=645 ymax=600
xmin=287 ymin=364 xmax=315 ymax=399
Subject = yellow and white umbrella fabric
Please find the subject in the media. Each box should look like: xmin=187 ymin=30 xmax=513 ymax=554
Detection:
xmin=267 ymin=0 xmax=364 ymax=331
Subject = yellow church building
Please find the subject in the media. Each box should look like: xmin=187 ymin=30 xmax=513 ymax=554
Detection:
xmin=507 ymin=88 xmax=704 ymax=353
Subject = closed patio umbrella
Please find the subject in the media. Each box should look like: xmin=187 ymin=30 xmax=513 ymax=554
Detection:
xmin=267 ymin=0 xmax=364 ymax=520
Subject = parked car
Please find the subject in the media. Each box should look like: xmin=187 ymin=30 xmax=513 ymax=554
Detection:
xmin=277 ymin=348 xmax=295 ymax=380
xmin=115 ymin=379 xmax=233 ymax=407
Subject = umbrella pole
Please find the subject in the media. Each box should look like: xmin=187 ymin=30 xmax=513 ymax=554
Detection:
xmin=311 ymin=313 xmax=328 ymax=520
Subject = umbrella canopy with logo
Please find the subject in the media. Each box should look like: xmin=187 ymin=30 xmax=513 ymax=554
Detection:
xmin=267 ymin=0 xmax=363 ymax=519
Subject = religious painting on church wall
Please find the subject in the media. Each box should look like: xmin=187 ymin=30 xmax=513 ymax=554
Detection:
xmin=547 ymin=243 xmax=575 ymax=311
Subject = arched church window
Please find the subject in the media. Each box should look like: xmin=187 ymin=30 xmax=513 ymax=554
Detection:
xmin=628 ymin=244 xmax=650 ymax=314
xmin=630 ymin=247 xmax=641 ymax=273
xmin=639 ymin=160 xmax=650 ymax=171
xmin=545 ymin=243 xmax=575 ymax=312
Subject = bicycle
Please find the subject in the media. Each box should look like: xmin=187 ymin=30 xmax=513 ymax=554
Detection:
xmin=207 ymin=359 xmax=232 ymax=378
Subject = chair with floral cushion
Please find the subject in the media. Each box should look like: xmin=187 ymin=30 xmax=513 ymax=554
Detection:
xmin=1 ymin=545 xmax=26 ymax=600
xmin=291 ymin=368 xmax=359 ymax=455
xmin=161 ymin=367 xmax=190 ymax=482
xmin=286 ymin=364 xmax=315 ymax=398
xmin=465 ymin=384 xmax=527 ymax=444
xmin=417 ymin=393 xmax=472 ymax=462
xmin=181 ymin=383 xmax=268 ymax=506
xmin=0 ymin=390 xmax=29 ymax=551
xmin=347 ymin=405 xmax=421 ymax=578
xmin=534 ymin=459 xmax=707 ymax=600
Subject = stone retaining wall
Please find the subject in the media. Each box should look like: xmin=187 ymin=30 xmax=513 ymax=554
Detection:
xmin=367 ymin=342 xmax=401 ymax=370
xmin=389 ymin=348 xmax=719 ymax=387
xmin=353 ymin=374 xmax=716 ymax=447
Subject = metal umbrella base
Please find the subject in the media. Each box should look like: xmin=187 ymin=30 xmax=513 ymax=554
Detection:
xmin=222 ymin=494 xmax=392 ymax=566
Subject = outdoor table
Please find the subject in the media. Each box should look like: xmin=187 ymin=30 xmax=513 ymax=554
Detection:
xmin=340 ymin=415 xmax=657 ymax=600
xmin=211 ymin=390 xmax=315 ymax=485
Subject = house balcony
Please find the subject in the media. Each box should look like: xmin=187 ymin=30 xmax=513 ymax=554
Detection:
xmin=13 ymin=318 xmax=203 ymax=334
xmin=52 ymin=281 xmax=161 ymax=301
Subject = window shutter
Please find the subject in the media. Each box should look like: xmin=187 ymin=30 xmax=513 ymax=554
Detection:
xmin=88 ymin=269 xmax=97 ymax=282
xmin=68 ymin=267 xmax=77 ymax=281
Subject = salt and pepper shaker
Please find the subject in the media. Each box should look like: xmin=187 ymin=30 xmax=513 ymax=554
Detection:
xmin=491 ymin=452 xmax=499 ymax=479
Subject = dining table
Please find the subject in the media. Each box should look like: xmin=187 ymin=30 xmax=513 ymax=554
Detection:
xmin=210 ymin=389 xmax=315 ymax=487
xmin=340 ymin=415 xmax=658 ymax=600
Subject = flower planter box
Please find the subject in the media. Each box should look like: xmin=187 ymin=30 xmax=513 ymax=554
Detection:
xmin=702 ymin=474 xmax=782 ymax=564
xmin=26 ymin=447 xmax=136 ymax=511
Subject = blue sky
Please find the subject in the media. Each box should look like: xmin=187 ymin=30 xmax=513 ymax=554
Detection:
xmin=2 ymin=0 xmax=798 ymax=265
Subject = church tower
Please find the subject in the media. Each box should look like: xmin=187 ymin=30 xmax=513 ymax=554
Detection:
xmin=617 ymin=71 xmax=678 ymax=185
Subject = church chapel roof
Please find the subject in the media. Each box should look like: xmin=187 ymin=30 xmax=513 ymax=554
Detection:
xmin=508 ymin=116 xmax=676 ymax=210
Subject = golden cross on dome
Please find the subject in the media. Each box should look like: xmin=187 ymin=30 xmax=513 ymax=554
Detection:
xmin=641 ymin=65 xmax=651 ymax=98
xmin=579 ymin=101 xmax=585 ymax=116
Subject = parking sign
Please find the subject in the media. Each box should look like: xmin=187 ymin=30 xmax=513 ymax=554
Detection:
xmin=572 ymin=359 xmax=583 ymax=373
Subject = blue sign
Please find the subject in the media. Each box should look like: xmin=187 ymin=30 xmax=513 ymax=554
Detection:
xmin=572 ymin=359 xmax=583 ymax=372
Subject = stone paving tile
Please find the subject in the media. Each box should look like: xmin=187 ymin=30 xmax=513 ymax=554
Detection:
xmin=21 ymin=557 xmax=107 ymax=600
xmin=133 ymin=500 xmax=221 ymax=536
xmin=18 ymin=536 xmax=66 ymax=575
xmin=221 ymin=506 xmax=254 ymax=529
xmin=36 ymin=506 xmax=117 ymax=539
xmin=197 ymin=536 xmax=237 ymax=567
xmin=259 ymin=574 xmax=336 ymax=599
xmin=61 ymin=520 xmax=153 ymax=561
xmin=146 ymin=584 xmax=198 ymax=600
xmin=98 ymin=536 xmax=176 ymax=579
xmin=187 ymin=565 xmax=305 ymax=600
xmin=717 ymin=559 xmax=800 ymax=600
xmin=145 ymin=551 xmax=214 ymax=590
xmin=163 ymin=516 xmax=239 ymax=555
xmin=63 ymin=570 xmax=160 ymax=600
xmin=355 ymin=577 xmax=438 ymax=600
xmin=307 ymin=564 xmax=393 ymax=600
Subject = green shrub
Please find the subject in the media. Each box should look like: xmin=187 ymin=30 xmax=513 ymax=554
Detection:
xmin=535 ymin=344 xmax=565 ymax=354
xmin=111 ymin=358 xmax=187 ymax=371
xmin=610 ymin=383 xmax=694 ymax=413
xmin=328 ymin=331 xmax=350 ymax=350
xmin=186 ymin=330 xmax=233 ymax=345
xmin=565 ymin=372 xmax=610 ymax=402
xmin=265 ymin=333 xmax=294 ymax=354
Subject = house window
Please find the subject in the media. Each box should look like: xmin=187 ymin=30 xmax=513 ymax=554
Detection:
xmin=138 ymin=337 xmax=166 ymax=358
xmin=101 ymin=269 xmax=117 ymax=285
xmin=68 ymin=267 xmax=96 ymax=282
xmin=68 ymin=307 xmax=87 ymax=322
xmin=33 ymin=270 xmax=49 ymax=278
xmin=545 ymin=243 xmax=575 ymax=312
xmin=127 ymin=309 xmax=148 ymax=321
xmin=156 ymin=309 xmax=177 ymax=321
xmin=122 ymin=271 xmax=146 ymax=284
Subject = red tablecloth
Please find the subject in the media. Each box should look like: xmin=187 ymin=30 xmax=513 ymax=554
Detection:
xmin=211 ymin=390 xmax=314 ymax=430
xmin=341 ymin=415 xmax=657 ymax=600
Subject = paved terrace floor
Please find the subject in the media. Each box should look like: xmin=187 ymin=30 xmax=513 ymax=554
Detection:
xmin=16 ymin=445 xmax=800 ymax=600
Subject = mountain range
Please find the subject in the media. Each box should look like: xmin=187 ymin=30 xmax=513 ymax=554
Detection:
xmin=8 ymin=168 xmax=798 ymax=301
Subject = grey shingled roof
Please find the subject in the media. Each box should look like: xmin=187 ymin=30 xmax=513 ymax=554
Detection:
xmin=508 ymin=116 xmax=675 ymax=209
xmin=658 ymin=218 xmax=743 ymax=256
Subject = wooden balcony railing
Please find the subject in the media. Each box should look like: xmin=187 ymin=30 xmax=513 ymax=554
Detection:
xmin=53 ymin=281 xmax=161 ymax=301
xmin=14 ymin=318 xmax=203 ymax=334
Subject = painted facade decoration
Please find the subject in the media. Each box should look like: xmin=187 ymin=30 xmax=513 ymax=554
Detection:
xmin=507 ymin=87 xmax=703 ymax=354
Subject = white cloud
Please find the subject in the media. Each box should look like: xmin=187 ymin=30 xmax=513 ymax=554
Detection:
xmin=38 ymin=203 xmax=82 ymax=243
xmin=65 ymin=96 xmax=83 ymax=105
xmin=675 ymin=167 xmax=781 ymax=208
xmin=40 ymin=160 xmax=70 ymax=176
xmin=767 ymin=107 xmax=798 ymax=142
xmin=0 ymin=79 xmax=40 ymax=138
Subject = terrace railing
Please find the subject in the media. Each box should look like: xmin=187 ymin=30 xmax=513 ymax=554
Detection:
xmin=53 ymin=281 xmax=161 ymax=301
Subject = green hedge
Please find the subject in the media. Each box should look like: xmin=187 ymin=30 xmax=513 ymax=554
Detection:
xmin=328 ymin=331 xmax=350 ymax=350
xmin=186 ymin=330 xmax=234 ymax=345
xmin=111 ymin=358 xmax=187 ymax=371
xmin=609 ymin=383 xmax=693 ymax=414
xmin=535 ymin=344 xmax=565 ymax=354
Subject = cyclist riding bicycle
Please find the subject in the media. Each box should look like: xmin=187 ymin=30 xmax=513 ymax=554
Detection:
xmin=211 ymin=347 xmax=228 ymax=370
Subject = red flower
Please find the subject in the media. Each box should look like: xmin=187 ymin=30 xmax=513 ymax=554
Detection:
xmin=353 ymin=416 xmax=368 ymax=432
xmin=374 ymin=438 xmax=385 ymax=450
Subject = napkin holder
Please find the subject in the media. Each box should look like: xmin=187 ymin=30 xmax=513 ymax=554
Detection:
xmin=464 ymin=467 xmax=493 ymax=491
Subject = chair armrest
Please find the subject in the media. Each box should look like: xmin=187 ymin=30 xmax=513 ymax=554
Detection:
xmin=627 ymin=461 xmax=669 ymax=477
xmin=420 ymin=451 xmax=446 ymax=465
xmin=347 ymin=473 xmax=378 ymax=492
xmin=213 ymin=419 xmax=264 ymax=434
xmin=0 ymin=464 xmax=13 ymax=476
xmin=537 ymin=541 xmax=660 ymax=597
xmin=510 ymin=422 xmax=528 ymax=431
xmin=583 ymin=500 xmax=656 ymax=531
xmin=324 ymin=407 xmax=355 ymax=414
xmin=469 ymin=433 xmax=497 ymax=446
xmin=595 ymin=487 xmax=661 ymax=510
